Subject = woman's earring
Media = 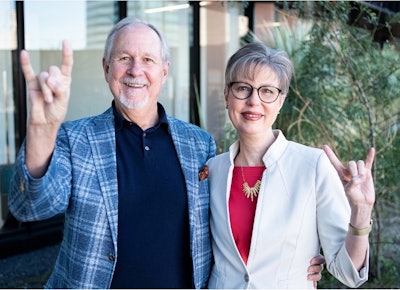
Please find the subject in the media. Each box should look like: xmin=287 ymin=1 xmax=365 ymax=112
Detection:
xmin=226 ymin=103 xmax=229 ymax=109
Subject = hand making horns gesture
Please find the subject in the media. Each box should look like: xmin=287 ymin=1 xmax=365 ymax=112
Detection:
xmin=21 ymin=40 xmax=73 ymax=177
xmin=323 ymin=144 xmax=375 ymax=225
xmin=20 ymin=40 xmax=73 ymax=128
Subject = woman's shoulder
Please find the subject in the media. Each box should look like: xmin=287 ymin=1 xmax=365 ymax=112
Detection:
xmin=284 ymin=141 xmax=326 ymax=168
xmin=207 ymin=151 xmax=230 ymax=166
xmin=287 ymin=140 xmax=324 ymax=155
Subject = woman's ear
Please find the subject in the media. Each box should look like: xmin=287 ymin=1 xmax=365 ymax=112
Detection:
xmin=278 ymin=93 xmax=287 ymax=109
xmin=224 ymin=87 xmax=229 ymax=109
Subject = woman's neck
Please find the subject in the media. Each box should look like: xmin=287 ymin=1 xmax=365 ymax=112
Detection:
xmin=235 ymin=130 xmax=276 ymax=166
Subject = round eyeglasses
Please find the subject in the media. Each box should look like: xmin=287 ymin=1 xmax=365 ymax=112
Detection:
xmin=229 ymin=81 xmax=283 ymax=103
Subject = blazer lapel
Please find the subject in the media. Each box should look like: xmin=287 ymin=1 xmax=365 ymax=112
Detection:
xmin=86 ymin=109 xmax=119 ymax=247
xmin=168 ymin=119 xmax=208 ymax=289
xmin=170 ymin=128 xmax=197 ymax=210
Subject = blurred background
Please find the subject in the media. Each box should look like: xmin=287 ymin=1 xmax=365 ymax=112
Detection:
xmin=1 ymin=1 xmax=399 ymax=288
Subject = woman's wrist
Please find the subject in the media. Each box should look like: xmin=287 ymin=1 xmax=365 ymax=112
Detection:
xmin=348 ymin=219 xmax=373 ymax=236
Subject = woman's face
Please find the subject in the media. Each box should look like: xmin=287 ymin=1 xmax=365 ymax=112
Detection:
xmin=225 ymin=65 xmax=286 ymax=137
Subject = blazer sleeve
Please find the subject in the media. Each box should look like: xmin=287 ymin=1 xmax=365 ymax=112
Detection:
xmin=8 ymin=125 xmax=73 ymax=221
xmin=315 ymin=152 xmax=369 ymax=288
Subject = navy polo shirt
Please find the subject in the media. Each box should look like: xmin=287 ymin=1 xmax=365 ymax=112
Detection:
xmin=110 ymin=103 xmax=193 ymax=288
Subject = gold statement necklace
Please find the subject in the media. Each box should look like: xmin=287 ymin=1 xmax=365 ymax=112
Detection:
xmin=241 ymin=166 xmax=261 ymax=202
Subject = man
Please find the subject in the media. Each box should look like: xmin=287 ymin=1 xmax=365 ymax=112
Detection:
xmin=8 ymin=17 xmax=324 ymax=288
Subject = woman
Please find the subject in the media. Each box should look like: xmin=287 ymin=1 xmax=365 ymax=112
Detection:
xmin=207 ymin=42 xmax=375 ymax=288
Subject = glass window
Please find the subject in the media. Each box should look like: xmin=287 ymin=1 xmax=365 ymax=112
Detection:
xmin=200 ymin=1 xmax=245 ymax=149
xmin=0 ymin=0 xmax=16 ymax=229
xmin=0 ymin=0 xmax=16 ymax=165
xmin=24 ymin=0 xmax=117 ymax=121
xmin=127 ymin=1 xmax=191 ymax=121
xmin=20 ymin=0 xmax=247 ymax=150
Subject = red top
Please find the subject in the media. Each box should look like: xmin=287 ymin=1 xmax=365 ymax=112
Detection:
xmin=229 ymin=166 xmax=265 ymax=264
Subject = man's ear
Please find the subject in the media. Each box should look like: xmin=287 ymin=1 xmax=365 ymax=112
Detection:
xmin=102 ymin=58 xmax=110 ymax=82
xmin=161 ymin=61 xmax=170 ymax=84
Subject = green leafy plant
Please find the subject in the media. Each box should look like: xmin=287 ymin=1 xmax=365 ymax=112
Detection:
xmin=238 ymin=1 xmax=400 ymax=288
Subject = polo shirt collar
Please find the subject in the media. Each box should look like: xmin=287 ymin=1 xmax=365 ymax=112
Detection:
xmin=112 ymin=101 xmax=169 ymax=131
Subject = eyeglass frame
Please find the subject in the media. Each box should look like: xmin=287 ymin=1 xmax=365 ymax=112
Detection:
xmin=228 ymin=81 xmax=283 ymax=104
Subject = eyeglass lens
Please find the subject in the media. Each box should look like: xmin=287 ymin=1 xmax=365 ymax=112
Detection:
xmin=231 ymin=82 xmax=280 ymax=103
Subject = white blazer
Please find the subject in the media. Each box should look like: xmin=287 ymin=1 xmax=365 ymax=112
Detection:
xmin=207 ymin=130 xmax=368 ymax=289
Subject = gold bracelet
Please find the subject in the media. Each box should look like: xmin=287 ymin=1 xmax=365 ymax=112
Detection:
xmin=348 ymin=219 xmax=373 ymax=236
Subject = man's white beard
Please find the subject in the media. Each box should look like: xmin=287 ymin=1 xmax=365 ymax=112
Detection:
xmin=119 ymin=91 xmax=149 ymax=110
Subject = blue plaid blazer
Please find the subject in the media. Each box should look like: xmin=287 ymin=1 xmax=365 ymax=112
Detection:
xmin=9 ymin=107 xmax=216 ymax=288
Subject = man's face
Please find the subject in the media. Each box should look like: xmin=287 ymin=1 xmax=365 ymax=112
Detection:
xmin=103 ymin=24 xmax=169 ymax=112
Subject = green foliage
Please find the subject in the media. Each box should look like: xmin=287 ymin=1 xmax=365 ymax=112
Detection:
xmin=234 ymin=1 xmax=400 ymax=288
xmin=218 ymin=122 xmax=238 ymax=154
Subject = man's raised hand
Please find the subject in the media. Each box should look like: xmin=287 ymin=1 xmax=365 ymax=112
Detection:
xmin=22 ymin=40 xmax=73 ymax=178
xmin=21 ymin=40 xmax=73 ymax=127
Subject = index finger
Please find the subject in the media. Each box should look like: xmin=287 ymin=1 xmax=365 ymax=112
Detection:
xmin=60 ymin=40 xmax=73 ymax=77
xmin=20 ymin=49 xmax=37 ymax=85
xmin=365 ymin=147 xmax=375 ymax=170
xmin=323 ymin=144 xmax=345 ymax=173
